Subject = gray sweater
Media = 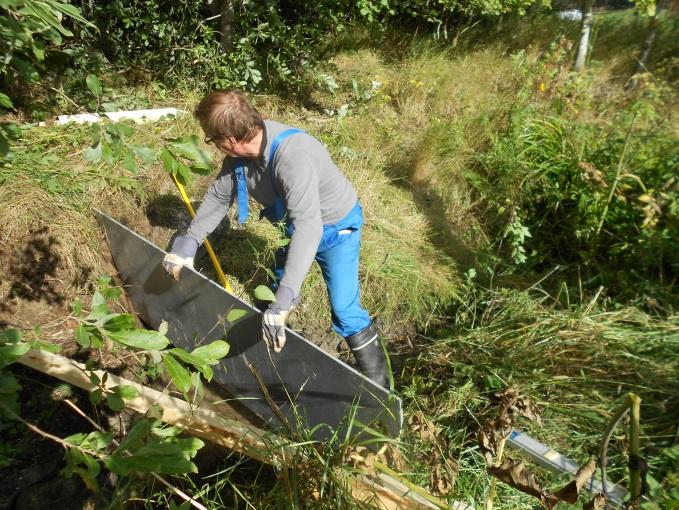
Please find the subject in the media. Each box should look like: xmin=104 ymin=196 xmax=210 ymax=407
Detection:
xmin=186 ymin=120 xmax=358 ymax=297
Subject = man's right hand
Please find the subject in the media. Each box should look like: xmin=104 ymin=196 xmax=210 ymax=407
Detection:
xmin=162 ymin=235 xmax=199 ymax=281
xmin=162 ymin=253 xmax=194 ymax=280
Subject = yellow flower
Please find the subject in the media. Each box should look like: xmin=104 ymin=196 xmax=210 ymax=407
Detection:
xmin=539 ymin=82 xmax=545 ymax=93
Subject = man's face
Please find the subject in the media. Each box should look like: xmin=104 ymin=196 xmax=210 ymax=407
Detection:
xmin=213 ymin=136 xmax=257 ymax=158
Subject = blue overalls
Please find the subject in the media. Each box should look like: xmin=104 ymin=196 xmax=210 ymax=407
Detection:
xmin=234 ymin=129 xmax=371 ymax=338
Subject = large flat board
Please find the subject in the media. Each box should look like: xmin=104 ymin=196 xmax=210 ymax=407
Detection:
xmin=94 ymin=209 xmax=402 ymax=440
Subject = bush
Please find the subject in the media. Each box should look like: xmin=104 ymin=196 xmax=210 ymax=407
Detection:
xmin=475 ymin=54 xmax=679 ymax=307
xmin=88 ymin=0 xmax=350 ymax=92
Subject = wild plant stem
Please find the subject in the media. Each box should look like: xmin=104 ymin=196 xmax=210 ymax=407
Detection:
xmin=629 ymin=393 xmax=642 ymax=501
xmin=599 ymin=392 xmax=645 ymax=502
xmin=596 ymin=113 xmax=637 ymax=235
xmin=486 ymin=435 xmax=508 ymax=510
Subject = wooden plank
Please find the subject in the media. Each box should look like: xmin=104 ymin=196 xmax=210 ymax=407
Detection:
xmin=18 ymin=349 xmax=286 ymax=465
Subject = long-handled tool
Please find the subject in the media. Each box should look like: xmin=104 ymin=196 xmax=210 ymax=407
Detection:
xmin=170 ymin=173 xmax=233 ymax=293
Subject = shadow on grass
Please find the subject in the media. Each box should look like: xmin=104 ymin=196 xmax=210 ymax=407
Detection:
xmin=196 ymin=225 xmax=274 ymax=294
xmin=383 ymin=149 xmax=480 ymax=271
xmin=145 ymin=193 xmax=275 ymax=296
xmin=145 ymin=193 xmax=196 ymax=231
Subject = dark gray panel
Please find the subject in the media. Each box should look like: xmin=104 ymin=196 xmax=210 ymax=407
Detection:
xmin=94 ymin=209 xmax=402 ymax=440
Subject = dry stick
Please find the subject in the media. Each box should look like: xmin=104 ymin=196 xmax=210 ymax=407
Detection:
xmin=0 ymin=401 xmax=99 ymax=458
xmin=62 ymin=399 xmax=208 ymax=510
xmin=243 ymin=355 xmax=293 ymax=435
xmin=596 ymin=114 xmax=637 ymax=235
xmin=485 ymin=435 xmax=508 ymax=510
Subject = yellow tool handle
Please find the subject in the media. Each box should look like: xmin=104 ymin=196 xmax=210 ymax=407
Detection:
xmin=171 ymin=174 xmax=233 ymax=293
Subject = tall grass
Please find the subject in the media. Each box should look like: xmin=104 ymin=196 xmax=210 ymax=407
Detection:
xmin=401 ymin=284 xmax=679 ymax=507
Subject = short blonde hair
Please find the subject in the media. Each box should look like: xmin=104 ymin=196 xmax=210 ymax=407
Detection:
xmin=194 ymin=89 xmax=264 ymax=142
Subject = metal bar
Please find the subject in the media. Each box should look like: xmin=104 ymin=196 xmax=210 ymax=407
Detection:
xmin=507 ymin=429 xmax=628 ymax=506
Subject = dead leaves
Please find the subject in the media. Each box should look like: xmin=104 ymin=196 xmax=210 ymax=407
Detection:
xmin=477 ymin=416 xmax=512 ymax=465
xmin=478 ymin=389 xmax=607 ymax=509
xmin=583 ymin=493 xmax=608 ymax=510
xmin=430 ymin=447 xmax=459 ymax=496
xmin=478 ymin=388 xmax=541 ymax=464
xmin=497 ymin=388 xmax=543 ymax=426
xmin=579 ymin=161 xmax=607 ymax=188
xmin=488 ymin=457 xmax=603 ymax=510
xmin=344 ymin=445 xmax=380 ymax=476
xmin=408 ymin=410 xmax=459 ymax=496
xmin=343 ymin=443 xmax=410 ymax=478
xmin=552 ymin=458 xmax=597 ymax=504
xmin=409 ymin=410 xmax=437 ymax=443
xmin=488 ymin=459 xmax=547 ymax=504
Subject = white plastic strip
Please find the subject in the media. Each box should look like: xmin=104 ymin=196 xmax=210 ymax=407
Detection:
xmin=55 ymin=107 xmax=185 ymax=125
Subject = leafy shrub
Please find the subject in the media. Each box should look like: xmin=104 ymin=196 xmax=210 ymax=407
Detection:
xmin=0 ymin=0 xmax=92 ymax=161
xmin=88 ymin=0 xmax=348 ymax=92
xmin=475 ymin=63 xmax=679 ymax=306
xmin=85 ymin=0 xmax=555 ymax=94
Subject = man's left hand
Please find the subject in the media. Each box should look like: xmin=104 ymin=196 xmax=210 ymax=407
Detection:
xmin=262 ymin=286 xmax=297 ymax=353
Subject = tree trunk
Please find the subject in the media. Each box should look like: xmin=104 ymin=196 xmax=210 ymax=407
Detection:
xmin=574 ymin=0 xmax=594 ymax=72
xmin=633 ymin=10 xmax=661 ymax=76
xmin=627 ymin=0 xmax=666 ymax=90
xmin=208 ymin=0 xmax=235 ymax=53
xmin=219 ymin=0 xmax=235 ymax=53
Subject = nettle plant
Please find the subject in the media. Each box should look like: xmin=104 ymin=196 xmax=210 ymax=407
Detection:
xmin=0 ymin=275 xmax=236 ymax=492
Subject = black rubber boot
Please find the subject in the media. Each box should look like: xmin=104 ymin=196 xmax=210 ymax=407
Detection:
xmin=345 ymin=323 xmax=389 ymax=388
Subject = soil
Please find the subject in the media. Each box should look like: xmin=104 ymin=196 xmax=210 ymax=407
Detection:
xmin=0 ymin=366 xmax=94 ymax=510
xmin=0 ymin=178 xmax=264 ymax=508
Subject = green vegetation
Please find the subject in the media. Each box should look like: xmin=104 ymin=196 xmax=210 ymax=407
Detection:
xmin=0 ymin=278 xmax=231 ymax=500
xmin=1 ymin=2 xmax=678 ymax=509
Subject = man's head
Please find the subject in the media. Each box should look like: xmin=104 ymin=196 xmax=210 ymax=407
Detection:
xmin=195 ymin=89 xmax=264 ymax=157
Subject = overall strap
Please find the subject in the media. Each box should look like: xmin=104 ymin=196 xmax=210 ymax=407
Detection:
xmin=234 ymin=159 xmax=248 ymax=224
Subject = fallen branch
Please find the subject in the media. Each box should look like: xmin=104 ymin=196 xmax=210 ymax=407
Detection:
xmin=18 ymin=349 xmax=451 ymax=510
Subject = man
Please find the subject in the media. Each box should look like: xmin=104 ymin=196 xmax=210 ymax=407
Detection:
xmin=162 ymin=89 xmax=389 ymax=387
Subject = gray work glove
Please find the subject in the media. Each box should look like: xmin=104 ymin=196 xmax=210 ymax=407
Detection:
xmin=163 ymin=235 xmax=199 ymax=280
xmin=262 ymin=286 xmax=297 ymax=353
